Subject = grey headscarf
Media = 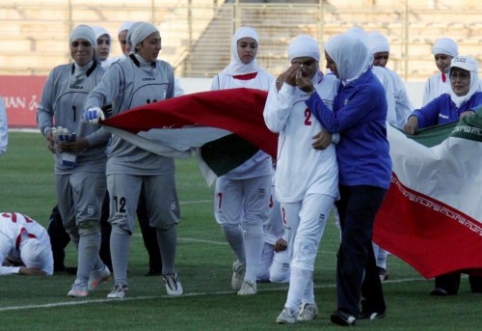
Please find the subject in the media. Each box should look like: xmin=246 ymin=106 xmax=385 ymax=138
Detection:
xmin=129 ymin=22 xmax=159 ymax=55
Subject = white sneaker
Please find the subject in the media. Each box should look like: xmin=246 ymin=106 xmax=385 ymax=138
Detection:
xmin=163 ymin=273 xmax=183 ymax=296
xmin=107 ymin=284 xmax=128 ymax=299
xmin=88 ymin=265 xmax=111 ymax=291
xmin=298 ymin=302 xmax=318 ymax=321
xmin=237 ymin=280 xmax=257 ymax=295
xmin=67 ymin=279 xmax=88 ymax=298
xmin=276 ymin=307 xmax=298 ymax=324
xmin=231 ymin=261 xmax=246 ymax=291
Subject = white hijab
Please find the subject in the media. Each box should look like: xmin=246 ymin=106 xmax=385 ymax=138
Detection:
xmin=288 ymin=34 xmax=320 ymax=62
xmin=432 ymin=37 xmax=458 ymax=57
xmin=448 ymin=55 xmax=480 ymax=107
xmin=325 ymin=33 xmax=371 ymax=84
xmin=225 ymin=26 xmax=260 ymax=76
xmin=91 ymin=26 xmax=111 ymax=44
xmin=129 ymin=22 xmax=158 ymax=57
xmin=287 ymin=34 xmax=322 ymax=89
xmin=69 ymin=25 xmax=97 ymax=79
xmin=367 ymin=31 xmax=390 ymax=54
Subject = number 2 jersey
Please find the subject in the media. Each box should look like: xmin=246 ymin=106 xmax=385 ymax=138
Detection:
xmin=263 ymin=71 xmax=339 ymax=203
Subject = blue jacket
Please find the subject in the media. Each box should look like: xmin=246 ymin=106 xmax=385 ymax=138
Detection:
xmin=305 ymin=69 xmax=392 ymax=189
xmin=411 ymin=92 xmax=482 ymax=128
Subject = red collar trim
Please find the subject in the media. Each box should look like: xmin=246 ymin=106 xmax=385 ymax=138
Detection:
xmin=232 ymin=73 xmax=258 ymax=80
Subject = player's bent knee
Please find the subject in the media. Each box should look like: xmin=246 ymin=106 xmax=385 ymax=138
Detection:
xmin=78 ymin=220 xmax=101 ymax=236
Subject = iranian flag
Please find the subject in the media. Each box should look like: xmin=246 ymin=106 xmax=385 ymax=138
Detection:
xmin=102 ymin=87 xmax=482 ymax=279
xmin=374 ymin=112 xmax=482 ymax=278
xmin=101 ymin=88 xmax=277 ymax=185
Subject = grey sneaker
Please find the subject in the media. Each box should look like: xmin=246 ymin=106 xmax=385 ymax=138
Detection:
xmin=276 ymin=307 xmax=298 ymax=324
xmin=88 ymin=265 xmax=111 ymax=291
xmin=107 ymin=284 xmax=128 ymax=299
xmin=163 ymin=273 xmax=183 ymax=296
xmin=231 ymin=261 xmax=246 ymax=291
xmin=237 ymin=280 xmax=257 ymax=295
xmin=298 ymin=302 xmax=318 ymax=321
xmin=67 ymin=279 xmax=88 ymax=298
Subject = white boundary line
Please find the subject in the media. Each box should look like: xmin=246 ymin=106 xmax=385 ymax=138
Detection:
xmin=0 ymin=277 xmax=424 ymax=312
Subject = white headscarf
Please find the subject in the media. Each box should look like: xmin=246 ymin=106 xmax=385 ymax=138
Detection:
xmin=118 ymin=21 xmax=134 ymax=34
xmin=448 ymin=55 xmax=480 ymax=107
xmin=129 ymin=22 xmax=159 ymax=56
xmin=367 ymin=31 xmax=390 ymax=54
xmin=127 ymin=22 xmax=143 ymax=53
xmin=69 ymin=25 xmax=96 ymax=49
xmin=225 ymin=26 xmax=260 ymax=76
xmin=345 ymin=27 xmax=374 ymax=68
xmin=20 ymin=238 xmax=50 ymax=269
xmin=432 ymin=37 xmax=458 ymax=57
xmin=288 ymin=34 xmax=320 ymax=62
xmin=69 ymin=25 xmax=97 ymax=69
xmin=325 ymin=33 xmax=372 ymax=84
xmin=91 ymin=26 xmax=111 ymax=44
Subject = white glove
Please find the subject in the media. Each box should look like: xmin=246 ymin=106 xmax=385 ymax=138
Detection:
xmin=83 ymin=107 xmax=105 ymax=124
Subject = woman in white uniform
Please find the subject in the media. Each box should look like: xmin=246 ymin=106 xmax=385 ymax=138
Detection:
xmin=264 ymin=34 xmax=339 ymax=324
xmin=211 ymin=26 xmax=274 ymax=295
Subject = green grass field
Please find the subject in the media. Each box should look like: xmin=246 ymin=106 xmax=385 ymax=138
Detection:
xmin=0 ymin=132 xmax=479 ymax=331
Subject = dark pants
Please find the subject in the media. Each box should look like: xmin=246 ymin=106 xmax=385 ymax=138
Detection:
xmin=335 ymin=185 xmax=387 ymax=317
xmin=435 ymin=273 xmax=482 ymax=294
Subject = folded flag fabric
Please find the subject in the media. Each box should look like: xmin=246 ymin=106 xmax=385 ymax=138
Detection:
xmin=101 ymin=88 xmax=277 ymax=183
xmin=374 ymin=111 xmax=482 ymax=278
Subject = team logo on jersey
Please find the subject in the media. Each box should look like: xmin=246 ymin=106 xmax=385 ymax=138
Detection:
xmin=87 ymin=205 xmax=95 ymax=216
xmin=69 ymin=84 xmax=84 ymax=89
xmin=170 ymin=201 xmax=177 ymax=211
xmin=344 ymin=98 xmax=350 ymax=106
xmin=258 ymin=188 xmax=266 ymax=199
xmin=318 ymin=213 xmax=326 ymax=223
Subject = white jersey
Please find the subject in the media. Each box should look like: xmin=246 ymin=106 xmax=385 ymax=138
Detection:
xmin=422 ymin=73 xmax=451 ymax=106
xmin=263 ymin=71 xmax=339 ymax=203
xmin=0 ymin=97 xmax=7 ymax=156
xmin=386 ymin=68 xmax=414 ymax=129
xmin=372 ymin=66 xmax=397 ymax=128
xmin=0 ymin=212 xmax=53 ymax=275
xmin=211 ymin=69 xmax=274 ymax=179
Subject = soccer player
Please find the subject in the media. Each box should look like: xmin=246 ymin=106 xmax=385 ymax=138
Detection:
xmin=0 ymin=212 xmax=53 ymax=276
xmin=91 ymin=26 xmax=112 ymax=68
xmin=37 ymin=25 xmax=111 ymax=297
xmin=264 ymin=34 xmax=339 ymax=324
xmin=211 ymin=26 xmax=274 ymax=295
xmin=84 ymin=22 xmax=182 ymax=299
xmin=422 ymin=37 xmax=458 ymax=106
xmin=256 ymin=176 xmax=290 ymax=284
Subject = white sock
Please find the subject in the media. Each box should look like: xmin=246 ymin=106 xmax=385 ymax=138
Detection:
xmin=243 ymin=221 xmax=264 ymax=282
xmin=110 ymin=225 xmax=131 ymax=286
xmin=285 ymin=267 xmax=312 ymax=311
xmin=302 ymin=275 xmax=315 ymax=305
xmin=221 ymin=223 xmax=246 ymax=265
xmin=77 ymin=231 xmax=101 ymax=282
